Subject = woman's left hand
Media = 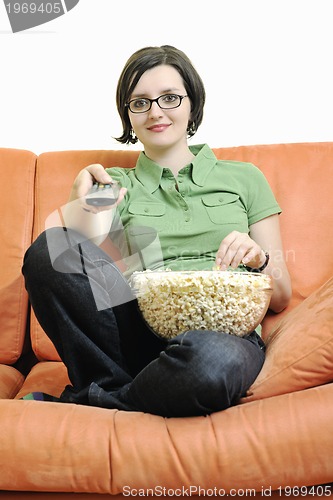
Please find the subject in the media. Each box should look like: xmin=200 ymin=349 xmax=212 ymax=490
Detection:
xmin=215 ymin=231 xmax=266 ymax=271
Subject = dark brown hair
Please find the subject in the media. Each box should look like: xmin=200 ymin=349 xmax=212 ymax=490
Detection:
xmin=115 ymin=45 xmax=206 ymax=144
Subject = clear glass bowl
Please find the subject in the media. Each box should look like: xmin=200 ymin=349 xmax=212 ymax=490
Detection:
xmin=131 ymin=270 xmax=273 ymax=339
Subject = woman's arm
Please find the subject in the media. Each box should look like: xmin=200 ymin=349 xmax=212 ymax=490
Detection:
xmin=248 ymin=215 xmax=292 ymax=312
xmin=215 ymin=214 xmax=292 ymax=313
xmin=62 ymin=164 xmax=127 ymax=245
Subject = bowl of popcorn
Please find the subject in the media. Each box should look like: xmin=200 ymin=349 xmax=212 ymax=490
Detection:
xmin=131 ymin=270 xmax=273 ymax=339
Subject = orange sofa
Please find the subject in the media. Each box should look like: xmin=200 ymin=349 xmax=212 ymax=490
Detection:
xmin=0 ymin=142 xmax=333 ymax=497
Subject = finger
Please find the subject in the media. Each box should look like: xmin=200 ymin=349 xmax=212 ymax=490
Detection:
xmin=216 ymin=231 xmax=242 ymax=270
xmin=85 ymin=164 xmax=113 ymax=184
xmin=117 ymin=187 xmax=127 ymax=204
xmin=230 ymin=248 xmax=248 ymax=268
xmin=241 ymin=248 xmax=259 ymax=265
xmin=74 ymin=166 xmax=113 ymax=201
xmin=230 ymin=242 xmax=257 ymax=268
xmin=242 ymin=248 xmax=266 ymax=269
xmin=216 ymin=231 xmax=237 ymax=260
xmin=216 ymin=234 xmax=259 ymax=270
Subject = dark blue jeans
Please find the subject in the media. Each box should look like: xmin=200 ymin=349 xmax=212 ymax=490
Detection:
xmin=22 ymin=228 xmax=265 ymax=418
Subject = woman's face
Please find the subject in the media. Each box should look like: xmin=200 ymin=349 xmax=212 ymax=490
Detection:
xmin=127 ymin=64 xmax=192 ymax=154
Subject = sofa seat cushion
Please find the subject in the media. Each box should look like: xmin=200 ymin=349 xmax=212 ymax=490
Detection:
xmin=0 ymin=365 xmax=25 ymax=399
xmin=1 ymin=383 xmax=333 ymax=493
xmin=15 ymin=361 xmax=70 ymax=400
xmin=241 ymin=276 xmax=333 ymax=403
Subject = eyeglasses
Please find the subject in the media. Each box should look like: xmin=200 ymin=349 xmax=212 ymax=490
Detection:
xmin=126 ymin=94 xmax=188 ymax=114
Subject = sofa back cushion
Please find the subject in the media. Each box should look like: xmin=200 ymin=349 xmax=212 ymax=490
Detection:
xmin=240 ymin=275 xmax=333 ymax=403
xmin=31 ymin=143 xmax=333 ymax=360
xmin=31 ymin=150 xmax=139 ymax=360
xmin=214 ymin=142 xmax=333 ymax=336
xmin=0 ymin=148 xmax=36 ymax=364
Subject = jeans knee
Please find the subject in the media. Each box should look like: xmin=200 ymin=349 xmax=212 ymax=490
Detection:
xmin=23 ymin=227 xmax=79 ymax=284
xmin=173 ymin=330 xmax=261 ymax=405
xmin=128 ymin=330 xmax=264 ymax=417
xmin=23 ymin=230 xmax=50 ymax=277
xmin=24 ymin=227 xmax=90 ymax=278
xmin=168 ymin=330 xmax=232 ymax=392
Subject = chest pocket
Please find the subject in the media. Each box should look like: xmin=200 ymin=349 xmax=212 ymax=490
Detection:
xmin=128 ymin=202 xmax=166 ymax=217
xmin=202 ymin=193 xmax=244 ymax=225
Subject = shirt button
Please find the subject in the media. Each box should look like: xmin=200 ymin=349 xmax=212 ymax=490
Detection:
xmin=185 ymin=216 xmax=190 ymax=222
xmin=144 ymin=208 xmax=149 ymax=213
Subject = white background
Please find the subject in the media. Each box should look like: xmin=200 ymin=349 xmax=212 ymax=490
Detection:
xmin=0 ymin=0 xmax=332 ymax=154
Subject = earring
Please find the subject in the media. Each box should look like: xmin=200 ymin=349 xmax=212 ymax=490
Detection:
xmin=130 ymin=129 xmax=138 ymax=143
xmin=187 ymin=122 xmax=196 ymax=136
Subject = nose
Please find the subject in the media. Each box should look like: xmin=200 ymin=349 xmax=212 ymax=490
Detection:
xmin=147 ymin=100 xmax=163 ymax=118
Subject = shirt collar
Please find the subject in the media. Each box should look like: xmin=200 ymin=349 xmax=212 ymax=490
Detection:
xmin=134 ymin=144 xmax=218 ymax=192
xmin=190 ymin=144 xmax=218 ymax=186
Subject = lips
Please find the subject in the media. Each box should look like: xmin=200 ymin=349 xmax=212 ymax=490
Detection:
xmin=147 ymin=124 xmax=171 ymax=133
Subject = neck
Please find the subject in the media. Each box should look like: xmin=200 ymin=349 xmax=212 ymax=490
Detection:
xmin=144 ymin=143 xmax=195 ymax=176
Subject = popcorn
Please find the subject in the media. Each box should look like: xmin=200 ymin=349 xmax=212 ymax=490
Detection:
xmin=131 ymin=270 xmax=273 ymax=339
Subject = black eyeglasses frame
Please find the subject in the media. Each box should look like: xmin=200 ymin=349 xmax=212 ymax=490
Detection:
xmin=126 ymin=94 xmax=188 ymax=114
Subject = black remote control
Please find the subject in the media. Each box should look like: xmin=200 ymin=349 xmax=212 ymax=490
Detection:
xmin=86 ymin=182 xmax=120 ymax=206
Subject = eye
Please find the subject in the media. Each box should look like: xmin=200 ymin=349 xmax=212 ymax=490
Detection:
xmin=160 ymin=94 xmax=178 ymax=103
xmin=132 ymin=98 xmax=149 ymax=109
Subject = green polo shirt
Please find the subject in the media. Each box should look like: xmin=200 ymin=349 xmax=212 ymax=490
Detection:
xmin=106 ymin=144 xmax=281 ymax=277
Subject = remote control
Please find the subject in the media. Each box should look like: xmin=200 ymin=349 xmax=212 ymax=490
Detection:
xmin=86 ymin=182 xmax=120 ymax=206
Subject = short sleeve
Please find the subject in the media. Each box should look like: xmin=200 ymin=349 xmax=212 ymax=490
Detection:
xmin=245 ymin=164 xmax=281 ymax=225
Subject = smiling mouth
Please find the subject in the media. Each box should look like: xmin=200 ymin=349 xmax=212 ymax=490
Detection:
xmin=147 ymin=124 xmax=171 ymax=132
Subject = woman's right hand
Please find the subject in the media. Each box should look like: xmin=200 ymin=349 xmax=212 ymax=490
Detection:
xmin=62 ymin=164 xmax=127 ymax=244
xmin=69 ymin=164 xmax=127 ymax=213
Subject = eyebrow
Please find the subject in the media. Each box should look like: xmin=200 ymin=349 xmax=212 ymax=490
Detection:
xmin=130 ymin=88 xmax=183 ymax=98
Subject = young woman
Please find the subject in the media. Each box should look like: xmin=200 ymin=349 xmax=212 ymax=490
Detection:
xmin=22 ymin=45 xmax=291 ymax=417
